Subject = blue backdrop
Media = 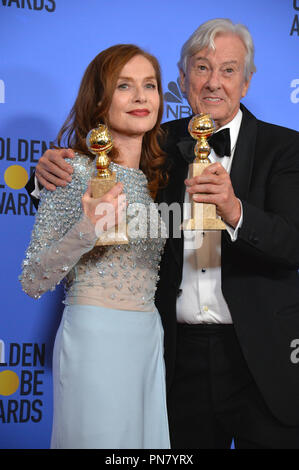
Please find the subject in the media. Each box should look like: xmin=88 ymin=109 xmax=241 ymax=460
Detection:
xmin=1 ymin=0 xmax=298 ymax=449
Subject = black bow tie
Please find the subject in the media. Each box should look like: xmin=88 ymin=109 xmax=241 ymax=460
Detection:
xmin=208 ymin=128 xmax=231 ymax=158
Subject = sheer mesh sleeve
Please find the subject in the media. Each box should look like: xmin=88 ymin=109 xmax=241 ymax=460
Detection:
xmin=19 ymin=155 xmax=97 ymax=299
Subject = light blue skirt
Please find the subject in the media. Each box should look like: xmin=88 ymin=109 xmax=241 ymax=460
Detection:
xmin=50 ymin=304 xmax=170 ymax=449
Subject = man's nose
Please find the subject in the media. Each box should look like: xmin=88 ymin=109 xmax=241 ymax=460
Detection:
xmin=205 ymin=69 xmax=221 ymax=90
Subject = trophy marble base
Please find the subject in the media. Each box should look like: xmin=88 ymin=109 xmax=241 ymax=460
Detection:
xmin=91 ymin=173 xmax=129 ymax=246
xmin=182 ymin=217 xmax=226 ymax=231
xmin=182 ymin=160 xmax=226 ymax=231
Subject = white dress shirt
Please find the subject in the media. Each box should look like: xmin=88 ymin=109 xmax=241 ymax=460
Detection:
xmin=176 ymin=109 xmax=243 ymax=324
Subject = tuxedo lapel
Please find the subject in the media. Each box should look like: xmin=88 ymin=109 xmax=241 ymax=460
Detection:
xmin=221 ymin=105 xmax=258 ymax=268
xmin=230 ymin=104 xmax=257 ymax=200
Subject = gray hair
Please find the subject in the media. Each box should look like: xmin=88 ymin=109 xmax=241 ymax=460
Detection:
xmin=178 ymin=18 xmax=256 ymax=82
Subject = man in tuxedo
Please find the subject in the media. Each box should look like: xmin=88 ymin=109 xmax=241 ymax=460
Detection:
xmin=27 ymin=19 xmax=299 ymax=449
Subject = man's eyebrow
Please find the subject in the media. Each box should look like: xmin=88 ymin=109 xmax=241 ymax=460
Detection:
xmin=193 ymin=57 xmax=209 ymax=62
xmin=193 ymin=58 xmax=239 ymax=66
xmin=221 ymin=60 xmax=239 ymax=66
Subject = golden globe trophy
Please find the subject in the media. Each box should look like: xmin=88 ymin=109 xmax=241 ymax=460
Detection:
xmin=86 ymin=123 xmax=128 ymax=245
xmin=182 ymin=114 xmax=226 ymax=230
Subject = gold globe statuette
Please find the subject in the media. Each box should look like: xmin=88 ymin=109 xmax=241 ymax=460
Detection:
xmin=182 ymin=113 xmax=226 ymax=230
xmin=86 ymin=123 xmax=128 ymax=245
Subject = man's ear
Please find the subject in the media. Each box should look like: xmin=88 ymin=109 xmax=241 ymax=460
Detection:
xmin=241 ymin=72 xmax=253 ymax=98
xmin=179 ymin=68 xmax=186 ymax=94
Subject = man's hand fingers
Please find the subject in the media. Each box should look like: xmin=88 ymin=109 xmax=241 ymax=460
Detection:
xmin=188 ymin=183 xmax=220 ymax=195
xmin=202 ymin=162 xmax=225 ymax=175
xmin=35 ymin=149 xmax=75 ymax=189
xmin=186 ymin=174 xmax=222 ymax=190
xmin=40 ymin=149 xmax=74 ymax=174
xmin=39 ymin=159 xmax=72 ymax=182
xmin=48 ymin=150 xmax=74 ymax=173
xmin=185 ymin=164 xmax=224 ymax=184
xmin=186 ymin=164 xmax=228 ymax=191
xmin=36 ymin=166 xmax=69 ymax=188
xmin=35 ymin=173 xmax=57 ymax=191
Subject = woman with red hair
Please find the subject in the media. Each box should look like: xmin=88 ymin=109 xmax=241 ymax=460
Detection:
xmin=20 ymin=44 xmax=170 ymax=449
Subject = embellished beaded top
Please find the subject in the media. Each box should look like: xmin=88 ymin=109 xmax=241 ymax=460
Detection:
xmin=20 ymin=153 xmax=167 ymax=312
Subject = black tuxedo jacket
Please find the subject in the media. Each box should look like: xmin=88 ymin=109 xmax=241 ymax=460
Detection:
xmin=26 ymin=105 xmax=299 ymax=426
xmin=156 ymin=104 xmax=299 ymax=426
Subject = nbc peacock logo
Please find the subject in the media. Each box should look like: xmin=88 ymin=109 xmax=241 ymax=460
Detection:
xmin=163 ymin=78 xmax=192 ymax=121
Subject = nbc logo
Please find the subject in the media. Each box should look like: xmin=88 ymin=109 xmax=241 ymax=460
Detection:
xmin=163 ymin=78 xmax=192 ymax=121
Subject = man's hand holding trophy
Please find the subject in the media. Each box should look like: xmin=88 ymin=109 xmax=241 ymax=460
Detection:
xmin=182 ymin=111 xmax=226 ymax=231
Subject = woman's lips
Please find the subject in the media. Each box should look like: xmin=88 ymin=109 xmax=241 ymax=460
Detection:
xmin=127 ymin=109 xmax=150 ymax=116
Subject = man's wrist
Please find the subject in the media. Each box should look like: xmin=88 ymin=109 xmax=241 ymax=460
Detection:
xmin=225 ymin=199 xmax=243 ymax=242
xmin=226 ymin=198 xmax=242 ymax=228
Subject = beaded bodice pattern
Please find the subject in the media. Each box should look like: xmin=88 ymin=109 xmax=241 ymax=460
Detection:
xmin=20 ymin=154 xmax=166 ymax=311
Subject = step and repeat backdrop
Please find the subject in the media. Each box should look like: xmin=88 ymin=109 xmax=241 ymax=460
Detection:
xmin=0 ymin=0 xmax=298 ymax=449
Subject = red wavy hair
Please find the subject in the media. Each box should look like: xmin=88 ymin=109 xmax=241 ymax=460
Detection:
xmin=55 ymin=44 xmax=168 ymax=198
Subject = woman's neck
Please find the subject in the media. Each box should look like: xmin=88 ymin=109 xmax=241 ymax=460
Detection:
xmin=112 ymin=134 xmax=143 ymax=169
